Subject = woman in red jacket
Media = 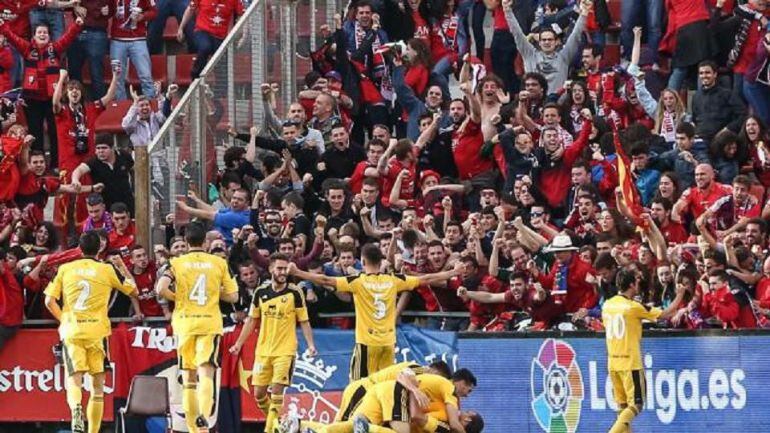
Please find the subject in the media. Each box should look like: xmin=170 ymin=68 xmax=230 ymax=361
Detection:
xmin=0 ymin=16 xmax=83 ymax=169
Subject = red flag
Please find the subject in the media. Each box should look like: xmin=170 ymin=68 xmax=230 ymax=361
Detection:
xmin=612 ymin=128 xmax=648 ymax=228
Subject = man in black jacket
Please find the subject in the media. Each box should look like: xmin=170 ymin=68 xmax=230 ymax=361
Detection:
xmin=691 ymin=61 xmax=747 ymax=142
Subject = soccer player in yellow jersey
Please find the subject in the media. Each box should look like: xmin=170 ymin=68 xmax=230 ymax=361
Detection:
xmin=44 ymin=231 xmax=138 ymax=433
xmin=229 ymin=253 xmax=317 ymax=433
xmin=602 ymin=266 xmax=685 ymax=433
xmin=285 ymin=369 xmax=479 ymax=433
xmin=288 ymin=244 xmax=462 ymax=380
xmin=156 ymin=222 xmax=239 ymax=433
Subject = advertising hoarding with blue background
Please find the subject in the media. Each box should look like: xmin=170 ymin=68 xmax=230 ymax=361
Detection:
xmin=459 ymin=332 xmax=770 ymax=433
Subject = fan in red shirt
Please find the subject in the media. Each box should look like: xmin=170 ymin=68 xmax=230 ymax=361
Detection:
xmin=380 ymin=139 xmax=417 ymax=208
xmin=0 ymin=0 xmax=36 ymax=40
xmin=0 ymin=250 xmax=23 ymax=348
xmin=533 ymin=233 xmax=599 ymax=314
xmin=0 ymin=15 xmax=83 ymax=168
xmin=673 ymin=163 xmax=732 ymax=222
xmin=130 ymin=245 xmax=168 ymax=318
xmin=458 ymin=272 xmax=563 ymax=331
xmin=108 ymin=202 xmax=136 ymax=262
xmin=179 ymin=0 xmax=244 ymax=78
xmin=52 ymin=69 xmax=118 ymax=233
xmin=349 ymin=138 xmax=385 ymax=194
xmin=453 ymin=81 xmax=494 ymax=181
xmin=700 ymin=270 xmax=742 ymax=328
xmin=0 ymin=125 xmax=32 ymax=203
xmin=0 ymin=34 xmax=14 ymax=94
xmin=650 ymin=197 xmax=689 ymax=245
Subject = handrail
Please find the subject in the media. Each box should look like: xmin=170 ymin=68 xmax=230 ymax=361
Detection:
xmin=146 ymin=78 xmax=201 ymax=154
xmin=199 ymin=0 xmax=263 ymax=78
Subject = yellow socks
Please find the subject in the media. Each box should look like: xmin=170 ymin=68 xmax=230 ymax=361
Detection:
xmin=66 ymin=383 xmax=83 ymax=411
xmin=198 ymin=375 xmax=215 ymax=420
xmin=183 ymin=383 xmax=199 ymax=433
xmin=265 ymin=394 xmax=284 ymax=433
xmin=87 ymin=395 xmax=104 ymax=433
xmin=609 ymin=406 xmax=638 ymax=433
xmin=257 ymin=394 xmax=270 ymax=414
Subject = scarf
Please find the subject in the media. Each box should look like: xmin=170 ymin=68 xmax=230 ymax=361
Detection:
xmin=84 ymin=211 xmax=114 ymax=233
xmin=554 ymin=263 xmax=569 ymax=296
xmin=660 ymin=110 xmax=676 ymax=142
xmin=436 ymin=13 xmax=459 ymax=50
xmin=70 ymin=103 xmax=89 ymax=154
xmin=728 ymin=5 xmax=758 ymax=68
xmin=355 ymin=21 xmax=394 ymax=102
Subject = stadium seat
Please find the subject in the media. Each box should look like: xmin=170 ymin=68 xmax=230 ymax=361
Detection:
xmin=94 ymin=100 xmax=135 ymax=134
xmin=175 ymin=54 xmax=197 ymax=86
xmin=234 ymin=54 xmax=253 ymax=84
xmin=118 ymin=376 xmax=170 ymax=433
xmin=128 ymin=55 xmax=169 ymax=87
xmin=163 ymin=17 xmax=180 ymax=41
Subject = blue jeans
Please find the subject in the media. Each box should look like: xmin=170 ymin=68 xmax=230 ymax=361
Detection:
xmin=191 ymin=31 xmax=223 ymax=79
xmin=743 ymin=80 xmax=770 ymax=125
xmin=29 ymin=8 xmax=65 ymax=40
xmin=111 ymin=39 xmax=155 ymax=100
xmin=67 ymin=29 xmax=109 ymax=99
xmin=620 ymin=0 xmax=662 ymax=63
xmin=147 ymin=0 xmax=196 ymax=54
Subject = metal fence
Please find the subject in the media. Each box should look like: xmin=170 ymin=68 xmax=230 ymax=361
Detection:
xmin=147 ymin=0 xmax=344 ymax=248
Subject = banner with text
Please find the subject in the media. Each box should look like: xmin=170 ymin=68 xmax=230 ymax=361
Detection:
xmin=459 ymin=334 xmax=770 ymax=433
xmin=0 ymin=324 xmax=457 ymax=428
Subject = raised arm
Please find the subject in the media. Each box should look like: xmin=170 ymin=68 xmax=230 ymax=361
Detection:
xmin=460 ymin=81 xmax=481 ymax=123
xmin=287 ymin=262 xmax=339 ymax=288
xmin=100 ymin=64 xmax=121 ymax=107
xmin=53 ymin=70 xmax=67 ymax=114
xmin=502 ymin=0 xmax=536 ymax=59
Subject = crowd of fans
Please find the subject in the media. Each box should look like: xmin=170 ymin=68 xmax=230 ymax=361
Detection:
xmin=4 ymin=0 xmax=770 ymax=351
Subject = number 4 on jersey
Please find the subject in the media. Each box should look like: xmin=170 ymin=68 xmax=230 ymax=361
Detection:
xmin=189 ymin=274 xmax=208 ymax=306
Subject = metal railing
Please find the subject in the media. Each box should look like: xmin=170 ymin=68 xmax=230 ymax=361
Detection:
xmin=146 ymin=0 xmax=345 ymax=248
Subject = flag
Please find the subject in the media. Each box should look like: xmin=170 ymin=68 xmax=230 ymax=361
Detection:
xmin=612 ymin=127 xmax=648 ymax=228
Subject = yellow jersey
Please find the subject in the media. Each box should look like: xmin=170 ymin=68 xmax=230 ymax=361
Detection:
xmin=166 ymin=251 xmax=238 ymax=336
xmin=335 ymin=273 xmax=420 ymax=346
xmin=44 ymin=258 xmax=136 ymax=340
xmin=417 ymin=374 xmax=458 ymax=414
xmin=602 ymin=294 xmax=662 ymax=371
xmin=366 ymin=361 xmax=425 ymax=384
xmin=249 ymin=281 xmax=309 ymax=356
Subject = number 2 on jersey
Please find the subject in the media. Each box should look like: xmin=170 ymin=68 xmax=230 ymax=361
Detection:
xmin=605 ymin=313 xmax=626 ymax=340
xmin=189 ymin=274 xmax=208 ymax=306
xmin=73 ymin=281 xmax=91 ymax=311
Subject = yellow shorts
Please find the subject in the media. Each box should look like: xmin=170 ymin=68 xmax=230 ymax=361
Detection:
xmin=353 ymin=381 xmax=410 ymax=425
xmin=350 ymin=343 xmax=395 ymax=381
xmin=335 ymin=379 xmax=372 ymax=421
xmin=177 ymin=334 xmax=221 ymax=371
xmin=610 ymin=370 xmax=646 ymax=410
xmin=62 ymin=338 xmax=108 ymax=376
xmin=252 ymin=355 xmax=296 ymax=387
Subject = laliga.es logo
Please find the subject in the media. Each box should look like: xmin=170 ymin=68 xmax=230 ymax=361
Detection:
xmin=286 ymin=352 xmax=339 ymax=423
xmin=531 ymin=339 xmax=584 ymax=433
